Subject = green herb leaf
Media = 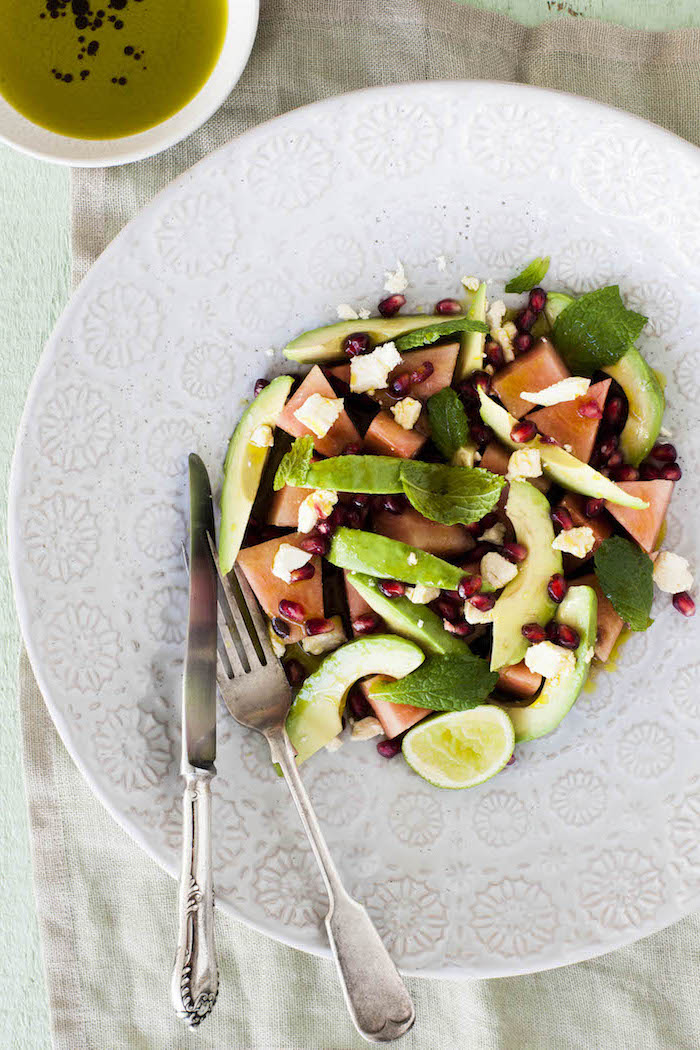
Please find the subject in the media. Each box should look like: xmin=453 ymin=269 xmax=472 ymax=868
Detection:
xmin=505 ymin=256 xmax=550 ymax=294
xmin=427 ymin=388 xmax=471 ymax=461
xmin=552 ymin=285 xmax=647 ymax=374
xmin=400 ymin=461 xmax=505 ymax=525
xmin=371 ymin=654 xmax=498 ymax=711
xmin=273 ymin=435 xmax=314 ymax=490
xmin=594 ymin=536 xmax=654 ymax=631
xmin=394 ymin=318 xmax=489 ymax=352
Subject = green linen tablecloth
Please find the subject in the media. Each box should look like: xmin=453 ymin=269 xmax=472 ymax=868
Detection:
xmin=4 ymin=1 xmax=700 ymax=1047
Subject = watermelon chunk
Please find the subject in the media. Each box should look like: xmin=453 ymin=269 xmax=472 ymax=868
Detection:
xmin=572 ymin=574 xmax=624 ymax=662
xmin=267 ymin=484 xmax=313 ymax=527
xmin=556 ymin=492 xmax=614 ymax=561
xmin=236 ymin=532 xmax=324 ymax=643
xmin=373 ymin=504 xmax=474 ymax=557
xmin=276 ymin=365 xmax=360 ymax=457
xmin=492 ymin=337 xmax=570 ymax=419
xmin=497 ymin=661 xmax=542 ymax=699
xmin=344 ymin=569 xmax=375 ymax=632
xmin=526 ymin=379 xmax=611 ymax=463
xmin=605 ymin=479 xmax=674 ymax=553
xmin=327 ymin=342 xmax=459 ymax=409
xmin=363 ymin=410 xmax=427 ymax=458
xmin=361 ymin=675 xmax=429 ymax=738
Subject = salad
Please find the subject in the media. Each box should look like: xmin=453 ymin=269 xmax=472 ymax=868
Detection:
xmin=216 ymin=257 xmax=694 ymax=790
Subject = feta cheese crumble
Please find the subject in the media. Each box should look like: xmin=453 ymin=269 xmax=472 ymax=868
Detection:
xmin=481 ymin=551 xmax=519 ymax=590
xmin=524 ymin=640 xmax=576 ymax=680
xmin=350 ymin=341 xmax=402 ymax=394
xmin=486 ymin=299 xmax=506 ymax=331
xmin=336 ymin=303 xmax=360 ymax=321
xmin=464 ymin=601 xmax=495 ymax=625
xmin=390 ymin=396 xmax=422 ymax=431
xmin=552 ymin=526 xmax=596 ymax=559
xmin=481 ymin=522 xmax=507 ymax=545
xmin=492 ymin=325 xmax=515 ymax=362
xmin=271 ymin=543 xmax=312 ymax=584
xmin=407 ymin=584 xmax=440 ymax=604
xmin=407 ymin=552 xmax=418 ymax=566
xmin=301 ymin=616 xmax=347 ymax=655
xmin=324 ymin=736 xmax=344 ymax=753
xmin=351 ymin=716 xmax=384 ymax=740
xmin=520 ymin=377 xmax=591 ymax=406
xmin=248 ymin=423 xmax=274 ymax=448
xmin=435 ymin=255 xmax=447 ymax=272
xmin=384 ymin=260 xmax=408 ymax=294
xmin=507 ymin=448 xmax=542 ymax=481
xmin=293 ymin=392 xmax=344 ymax=438
xmin=461 ymin=275 xmax=480 ymax=292
xmin=298 ymin=489 xmax=338 ymax=533
xmin=653 ymin=551 xmax=694 ymax=593
xmin=267 ymin=623 xmax=287 ymax=658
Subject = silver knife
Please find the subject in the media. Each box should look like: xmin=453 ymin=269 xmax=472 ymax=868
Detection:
xmin=171 ymin=452 xmax=218 ymax=1026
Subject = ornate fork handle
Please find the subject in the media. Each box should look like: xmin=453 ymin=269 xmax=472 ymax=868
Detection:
xmin=171 ymin=768 xmax=219 ymax=1026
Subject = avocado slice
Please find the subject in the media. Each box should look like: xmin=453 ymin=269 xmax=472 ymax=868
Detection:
xmin=286 ymin=635 xmax=424 ymax=762
xmin=345 ymin=571 xmax=469 ymax=655
xmin=297 ymin=454 xmax=404 ymax=493
xmin=478 ymin=392 xmax=648 ymax=510
xmin=219 ymin=375 xmax=294 ymax=574
xmin=283 ymin=315 xmax=446 ymax=365
xmin=500 ymin=585 xmax=597 ymax=741
xmin=490 ymin=480 xmax=562 ymax=670
xmin=455 ymin=281 xmax=487 ymax=381
xmin=328 ymin=528 xmax=463 ymax=590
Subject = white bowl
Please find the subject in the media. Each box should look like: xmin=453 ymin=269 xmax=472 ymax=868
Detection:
xmin=0 ymin=0 xmax=259 ymax=167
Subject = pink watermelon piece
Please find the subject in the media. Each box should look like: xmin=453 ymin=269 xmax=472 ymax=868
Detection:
xmin=556 ymin=492 xmax=614 ymax=561
xmin=276 ymin=365 xmax=360 ymax=457
xmin=492 ymin=337 xmax=570 ymax=419
xmin=480 ymin=441 xmax=550 ymax=494
xmin=526 ymin=379 xmax=611 ymax=463
xmin=267 ymin=484 xmax=314 ymax=527
xmin=361 ymin=675 xmax=429 ymax=739
xmin=572 ymin=574 xmax=624 ymax=662
xmin=497 ymin=661 xmax=542 ymax=699
xmin=363 ymin=410 xmax=427 ymax=458
xmin=605 ymin=480 xmax=674 ymax=553
xmin=373 ymin=505 xmax=474 ymax=557
xmin=236 ymin=532 xmax=323 ymax=643
xmin=327 ymin=342 xmax=459 ymax=410
xmin=344 ymin=570 xmax=375 ymax=632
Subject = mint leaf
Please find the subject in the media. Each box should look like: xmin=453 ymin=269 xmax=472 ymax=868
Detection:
xmin=594 ymin=536 xmax=653 ymax=631
xmin=273 ymin=435 xmax=313 ymax=490
xmin=505 ymin=256 xmax=550 ymax=294
xmin=552 ymin=285 xmax=647 ymax=374
xmin=427 ymin=388 xmax=471 ymax=461
xmin=395 ymin=317 xmax=489 ymax=352
xmin=371 ymin=654 xmax=498 ymax=711
xmin=400 ymin=461 xmax=505 ymax=525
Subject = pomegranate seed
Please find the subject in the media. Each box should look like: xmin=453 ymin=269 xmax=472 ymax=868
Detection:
xmin=598 ymin=433 xmax=619 ymax=458
xmin=539 ymin=433 xmax=559 ymax=445
xmin=584 ymin=498 xmax=605 ymax=518
xmin=377 ymin=738 xmax=402 ymax=758
xmin=435 ymin=298 xmax=462 ymax=315
xmin=271 ymin=616 xmax=290 ymax=639
xmin=435 ymin=597 xmax=461 ymax=621
xmin=673 ymin=591 xmax=696 ymax=617
xmin=612 ymin=465 xmax=639 ymax=482
xmin=469 ymin=593 xmax=496 ymax=612
xmin=650 ymin=442 xmax=677 ymax=462
xmin=284 ymin=659 xmax=306 ymax=686
xmin=577 ymin=398 xmax=603 ymax=420
xmin=522 ymin=622 xmax=546 ymax=643
xmin=352 ymin=612 xmax=381 ymax=635
xmin=466 ymin=521 xmax=482 ymax=537
xmin=470 ymin=370 xmax=492 ymax=395
xmin=485 ymin=340 xmax=505 ymax=369
xmin=516 ymin=307 xmax=536 ymax=331
xmin=470 ymin=423 xmax=492 ymax=446
xmin=529 ymin=287 xmax=547 ymax=313
xmin=443 ymin=620 xmax=473 ymax=636
xmin=343 ymin=508 xmax=363 ymax=529
xmin=352 ymin=492 xmax=371 ymax=508
xmin=254 ymin=378 xmax=269 ymax=397
xmin=607 ymin=451 xmax=623 ymax=469
xmin=342 ymin=332 xmax=371 ymax=357
xmin=545 ymin=620 xmax=559 ymax=642
xmin=290 ymin=563 xmax=315 ymax=583
xmin=604 ymin=396 xmax=625 ymax=427
xmin=510 ymin=420 xmax=537 ymax=443
xmin=513 ymin=332 xmax=533 ymax=354
xmin=305 ymin=617 xmax=334 ymax=636
xmin=662 ymin=463 xmax=682 ymax=481
xmin=389 ymin=371 xmax=414 ymax=397
xmin=378 ymin=293 xmax=405 ymax=317
xmin=547 ymin=573 xmax=568 ymax=604
xmin=468 ymin=542 xmax=491 ymax=562
xmin=279 ymin=599 xmax=305 ymax=622
xmin=378 ymin=579 xmax=406 ymax=598
xmin=342 ymin=442 xmax=363 ymax=455
xmin=347 ymin=685 xmax=370 ymax=720
xmin=551 ymin=507 xmax=573 ymax=531
xmin=506 ymin=753 xmax=516 ymax=766
xmin=315 ymin=518 xmax=336 ymax=538
xmin=640 ymin=462 xmax=661 ymax=481
xmin=598 ymin=466 xmax=612 ymax=478
xmin=410 ymin=361 xmax=434 ymax=385
xmin=382 ymin=494 xmax=406 ymax=515
xmin=557 ymin=624 xmax=580 ymax=649
xmin=458 ymin=574 xmax=481 ymax=598
xmin=480 ymin=512 xmax=498 ymax=530
xmin=300 ymin=533 xmax=329 ymax=556
xmin=503 ymin=541 xmax=528 ymax=563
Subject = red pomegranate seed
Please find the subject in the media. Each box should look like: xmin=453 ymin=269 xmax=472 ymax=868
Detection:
xmin=342 ymin=332 xmax=371 ymax=357
xmin=382 ymin=494 xmax=406 ymax=515
xmin=470 ymin=423 xmax=492 ymax=446
xmin=640 ymin=462 xmax=661 ymax=480
xmin=485 ymin=340 xmax=505 ymax=369
xmin=599 ymin=466 xmax=612 ymax=478
xmin=516 ymin=307 xmax=536 ymax=331
xmin=604 ymin=396 xmax=625 ymax=427
xmin=271 ymin=616 xmax=290 ymax=639
xmin=347 ymin=685 xmax=370 ymax=720
xmin=352 ymin=612 xmax=381 ymax=635
xmin=290 ymin=563 xmax=315 ymax=583
xmin=378 ymin=293 xmax=406 ymax=317
xmin=522 ymin=622 xmax=546 ymax=643
xmin=377 ymin=738 xmax=402 ymax=758
xmin=344 ymin=508 xmax=363 ymax=529
xmin=557 ymin=624 xmax=580 ymax=649
xmin=529 ymin=287 xmax=547 ymax=313
xmin=470 ymin=370 xmax=492 ymax=395
xmin=389 ymin=371 xmax=414 ymax=397
xmin=503 ymin=541 xmax=528 ymax=563
xmin=435 ymin=597 xmax=461 ymax=621
xmin=443 ymin=620 xmax=473 ymax=636
xmin=539 ymin=433 xmax=559 ymax=446
xmin=547 ymin=573 xmax=568 ymax=604
xmin=650 ymin=442 xmax=677 ymax=462
xmin=254 ymin=378 xmax=269 ymax=397
xmin=284 ymin=659 xmax=306 ymax=686
xmin=551 ymin=507 xmax=573 ymax=531
xmin=458 ymin=574 xmax=481 ymax=599
xmin=315 ymin=518 xmax=336 ymax=538
xmin=513 ymin=332 xmax=533 ymax=354
xmin=435 ymin=298 xmax=462 ymax=315
xmin=598 ymin=433 xmax=619 ymax=458
xmin=607 ymin=451 xmax=623 ymax=469
xmin=410 ymin=361 xmax=434 ymax=385
xmin=279 ymin=599 xmax=305 ymax=622
xmin=510 ymin=420 xmax=537 ymax=443
xmin=305 ymin=617 xmax=334 ymax=636
xmin=545 ymin=620 xmax=559 ymax=642
xmin=612 ymin=465 xmax=639 ymax=482
xmin=469 ymin=593 xmax=496 ymax=612
xmin=342 ymin=442 xmax=363 ymax=455
xmin=300 ymin=533 xmax=329 ymax=556
xmin=662 ymin=463 xmax=682 ymax=481
xmin=480 ymin=512 xmax=498 ymax=530
xmin=673 ymin=591 xmax=696 ymax=617
xmin=577 ymin=398 xmax=603 ymax=420
xmin=468 ymin=542 xmax=491 ymax=562
xmin=352 ymin=493 xmax=371 ymax=508
xmin=584 ymin=498 xmax=605 ymax=517
xmin=378 ymin=579 xmax=406 ymax=598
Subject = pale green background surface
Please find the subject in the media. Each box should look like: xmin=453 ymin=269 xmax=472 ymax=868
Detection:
xmin=2 ymin=2 xmax=699 ymax=1048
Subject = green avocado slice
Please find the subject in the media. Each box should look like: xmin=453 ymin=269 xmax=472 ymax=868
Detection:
xmin=455 ymin=281 xmax=487 ymax=381
xmin=328 ymin=528 xmax=463 ymax=590
xmin=283 ymin=315 xmax=446 ymax=364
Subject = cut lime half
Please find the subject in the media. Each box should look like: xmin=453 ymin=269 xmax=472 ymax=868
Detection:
xmin=402 ymin=706 xmax=515 ymax=790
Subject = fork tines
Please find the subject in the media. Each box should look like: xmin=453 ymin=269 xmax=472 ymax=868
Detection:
xmin=206 ymin=534 xmax=274 ymax=677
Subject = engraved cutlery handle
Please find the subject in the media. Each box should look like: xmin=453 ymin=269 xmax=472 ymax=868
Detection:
xmin=171 ymin=768 xmax=218 ymax=1026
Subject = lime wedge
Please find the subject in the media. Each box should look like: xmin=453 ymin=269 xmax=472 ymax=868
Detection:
xmin=402 ymin=707 xmax=515 ymax=789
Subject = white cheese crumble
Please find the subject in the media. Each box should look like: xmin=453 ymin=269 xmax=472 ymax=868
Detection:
xmin=298 ymin=489 xmax=338 ymax=534
xmin=336 ymin=303 xmax=360 ymax=320
xmin=390 ymin=396 xmax=422 ymax=430
xmin=552 ymin=526 xmax=596 ymax=559
xmin=464 ymin=601 xmax=495 ymax=625
xmin=324 ymin=736 xmax=344 ymax=752
xmin=481 ymin=522 xmax=507 ymax=545
xmin=350 ymin=341 xmax=402 ymax=394
xmin=563 ymin=443 xmax=573 ymax=453
xmin=293 ymin=392 xmax=344 ymax=438
xmin=436 ymin=255 xmax=447 ymax=272
xmin=461 ymin=275 xmax=480 ymax=292
xmin=481 ymin=551 xmax=519 ymax=590
xmin=351 ymin=716 xmax=384 ymax=740
xmin=407 ymin=552 xmax=418 ymax=566
xmin=521 ymin=376 xmax=591 ymax=406
xmin=249 ymin=423 xmax=274 ymax=448
xmin=417 ymin=618 xmax=425 ymax=628
xmin=653 ymin=551 xmax=694 ymax=594
xmin=660 ymin=425 xmax=674 ymax=439
xmin=301 ymin=616 xmax=347 ymax=656
xmin=524 ymin=640 xmax=576 ymax=680
xmin=267 ymin=623 xmax=287 ymax=658
xmin=407 ymin=584 xmax=440 ymax=604
xmin=507 ymin=448 xmax=542 ymax=481
xmin=486 ymin=299 xmax=506 ymax=331
xmin=271 ymin=543 xmax=312 ymax=584
xmin=384 ymin=260 xmax=408 ymax=294
xmin=492 ymin=326 xmax=515 ymax=362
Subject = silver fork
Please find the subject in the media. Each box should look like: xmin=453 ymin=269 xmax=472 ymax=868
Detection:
xmin=208 ymin=536 xmax=415 ymax=1044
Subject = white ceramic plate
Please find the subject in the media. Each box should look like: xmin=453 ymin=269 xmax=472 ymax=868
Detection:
xmin=9 ymin=82 xmax=700 ymax=977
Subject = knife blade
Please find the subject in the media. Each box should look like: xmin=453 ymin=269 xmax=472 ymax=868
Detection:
xmin=182 ymin=452 xmax=217 ymax=772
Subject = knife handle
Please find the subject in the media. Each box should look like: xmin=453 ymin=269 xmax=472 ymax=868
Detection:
xmin=171 ymin=768 xmax=218 ymax=1026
